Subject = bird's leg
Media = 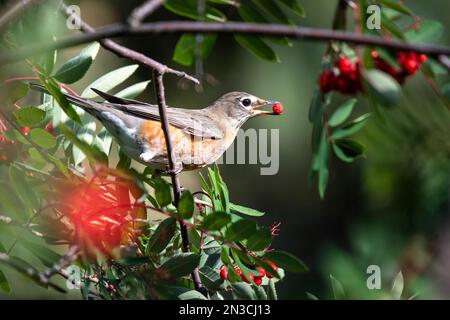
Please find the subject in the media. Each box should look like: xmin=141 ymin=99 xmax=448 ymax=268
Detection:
xmin=164 ymin=162 xmax=183 ymax=175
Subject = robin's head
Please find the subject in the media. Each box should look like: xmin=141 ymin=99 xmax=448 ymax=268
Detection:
xmin=209 ymin=92 xmax=280 ymax=128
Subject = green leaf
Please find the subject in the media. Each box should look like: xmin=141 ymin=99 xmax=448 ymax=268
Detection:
xmin=391 ymin=271 xmax=404 ymax=300
xmin=231 ymin=282 xmax=256 ymax=300
xmin=234 ymin=35 xmax=279 ymax=62
xmin=380 ymin=12 xmax=404 ymax=39
xmin=0 ymin=269 xmax=10 ymax=293
xmin=441 ymin=82 xmax=450 ymax=100
xmin=177 ymin=191 xmax=194 ymax=219
xmin=178 ymin=289 xmax=208 ymax=300
xmin=246 ymin=227 xmax=272 ymax=251
xmin=263 ymin=250 xmax=308 ymax=273
xmin=279 ymin=0 xmax=305 ymax=17
xmin=200 ymin=211 xmax=231 ymax=231
xmin=328 ymin=98 xmax=357 ymax=127
xmin=3 ymin=82 xmax=28 ymax=104
xmin=268 ymin=279 xmax=278 ymax=300
xmin=72 ymin=113 xmax=97 ymax=166
xmin=146 ymin=218 xmax=177 ymax=254
xmin=306 ymin=292 xmax=319 ymax=300
xmin=199 ymin=266 xmax=224 ymax=290
xmin=13 ymin=107 xmax=46 ymax=127
xmin=115 ymin=81 xmax=151 ymax=99
xmin=9 ymin=166 xmax=39 ymax=209
xmin=165 ymin=0 xmax=226 ymax=22
xmin=53 ymin=42 xmax=100 ymax=84
xmin=238 ymin=2 xmax=291 ymax=46
xmin=308 ymin=88 xmax=324 ymax=123
xmin=230 ymin=203 xmax=265 ymax=217
xmin=153 ymin=178 xmax=172 ymax=207
xmin=225 ymin=219 xmax=257 ymax=242
xmin=252 ymin=0 xmax=292 ymax=24
xmin=173 ymin=34 xmax=217 ymax=66
xmin=379 ymin=0 xmax=413 ymax=16
xmin=332 ymin=139 xmax=365 ymax=162
xmin=81 ymin=65 xmax=139 ymax=98
xmin=59 ymin=124 xmax=107 ymax=164
xmin=20 ymin=240 xmax=61 ymax=268
xmin=93 ymin=127 xmax=113 ymax=156
xmin=364 ymin=69 xmax=401 ymax=107
xmin=331 ymin=114 xmax=371 ymax=140
xmin=405 ymin=19 xmax=443 ymax=43
xmin=29 ymin=128 xmax=56 ymax=149
xmin=330 ymin=274 xmax=345 ymax=299
xmin=158 ymin=253 xmax=200 ymax=278
xmin=41 ymin=77 xmax=81 ymax=124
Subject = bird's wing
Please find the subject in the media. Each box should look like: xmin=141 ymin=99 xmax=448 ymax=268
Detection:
xmin=90 ymin=88 xmax=224 ymax=139
xmin=119 ymin=104 xmax=224 ymax=139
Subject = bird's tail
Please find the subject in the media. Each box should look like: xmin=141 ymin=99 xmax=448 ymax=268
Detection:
xmin=29 ymin=83 xmax=103 ymax=112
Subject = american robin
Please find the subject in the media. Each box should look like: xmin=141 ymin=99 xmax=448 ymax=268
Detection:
xmin=31 ymin=83 xmax=281 ymax=171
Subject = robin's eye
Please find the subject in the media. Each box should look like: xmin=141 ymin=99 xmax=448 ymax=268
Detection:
xmin=241 ymin=98 xmax=252 ymax=107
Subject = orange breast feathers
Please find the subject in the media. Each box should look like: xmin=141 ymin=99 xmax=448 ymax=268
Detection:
xmin=138 ymin=120 xmax=227 ymax=166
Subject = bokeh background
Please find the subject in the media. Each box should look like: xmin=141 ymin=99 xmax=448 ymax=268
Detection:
xmin=0 ymin=0 xmax=449 ymax=299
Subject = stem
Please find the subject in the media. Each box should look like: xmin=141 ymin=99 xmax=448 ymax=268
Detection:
xmin=128 ymin=0 xmax=167 ymax=27
xmin=152 ymin=71 xmax=207 ymax=297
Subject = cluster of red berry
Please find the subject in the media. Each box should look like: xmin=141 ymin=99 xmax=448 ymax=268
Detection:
xmin=319 ymin=51 xmax=427 ymax=95
xmin=0 ymin=135 xmax=18 ymax=165
xmin=319 ymin=57 xmax=361 ymax=95
xmin=371 ymin=50 xmax=427 ymax=84
xmin=272 ymin=103 xmax=283 ymax=115
xmin=219 ymin=262 xmax=278 ymax=286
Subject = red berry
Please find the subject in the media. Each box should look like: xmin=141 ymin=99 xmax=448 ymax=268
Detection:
xmin=338 ymin=57 xmax=356 ymax=74
xmin=21 ymin=127 xmax=30 ymax=136
xmin=254 ymin=276 xmax=263 ymax=286
xmin=45 ymin=122 xmax=54 ymax=134
xmin=403 ymin=59 xmax=419 ymax=75
xmin=241 ymin=273 xmax=254 ymax=284
xmin=319 ymin=70 xmax=335 ymax=93
xmin=266 ymin=262 xmax=279 ymax=279
xmin=256 ymin=266 xmax=266 ymax=278
xmin=371 ymin=50 xmax=380 ymax=59
xmin=272 ymin=103 xmax=283 ymax=115
xmin=234 ymin=266 xmax=242 ymax=277
xmin=219 ymin=266 xmax=228 ymax=280
xmin=418 ymin=54 xmax=427 ymax=63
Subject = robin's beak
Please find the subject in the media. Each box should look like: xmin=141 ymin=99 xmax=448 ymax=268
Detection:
xmin=252 ymin=99 xmax=280 ymax=116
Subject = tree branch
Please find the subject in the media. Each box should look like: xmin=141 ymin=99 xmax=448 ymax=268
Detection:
xmin=152 ymin=71 xmax=207 ymax=297
xmin=1 ymin=21 xmax=449 ymax=69
xmin=0 ymin=0 xmax=41 ymax=32
xmin=128 ymin=0 xmax=166 ymax=27
xmin=0 ymin=252 xmax=67 ymax=293
xmin=59 ymin=2 xmax=199 ymax=84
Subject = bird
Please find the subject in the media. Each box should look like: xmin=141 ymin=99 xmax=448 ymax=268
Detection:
xmin=30 ymin=83 xmax=281 ymax=172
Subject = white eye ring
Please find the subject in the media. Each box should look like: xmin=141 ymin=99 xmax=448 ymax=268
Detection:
xmin=240 ymin=97 xmax=252 ymax=108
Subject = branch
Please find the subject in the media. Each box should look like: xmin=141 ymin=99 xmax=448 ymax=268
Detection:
xmin=128 ymin=0 xmax=166 ymax=27
xmin=0 ymin=252 xmax=67 ymax=293
xmin=59 ymin=3 xmax=199 ymax=84
xmin=152 ymin=71 xmax=207 ymax=297
xmin=1 ymin=21 xmax=449 ymax=69
xmin=0 ymin=0 xmax=41 ymax=32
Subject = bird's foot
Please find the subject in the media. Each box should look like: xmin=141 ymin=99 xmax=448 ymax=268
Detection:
xmin=164 ymin=163 xmax=183 ymax=175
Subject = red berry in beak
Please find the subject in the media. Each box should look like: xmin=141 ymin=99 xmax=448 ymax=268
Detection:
xmin=272 ymin=103 xmax=283 ymax=115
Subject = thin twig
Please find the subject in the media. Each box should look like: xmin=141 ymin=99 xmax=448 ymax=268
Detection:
xmin=58 ymin=2 xmax=198 ymax=84
xmin=128 ymin=0 xmax=166 ymax=27
xmin=0 ymin=0 xmax=40 ymax=32
xmin=0 ymin=252 xmax=67 ymax=293
xmin=152 ymin=71 xmax=207 ymax=296
xmin=42 ymin=245 xmax=80 ymax=279
xmin=1 ymin=21 xmax=449 ymax=69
